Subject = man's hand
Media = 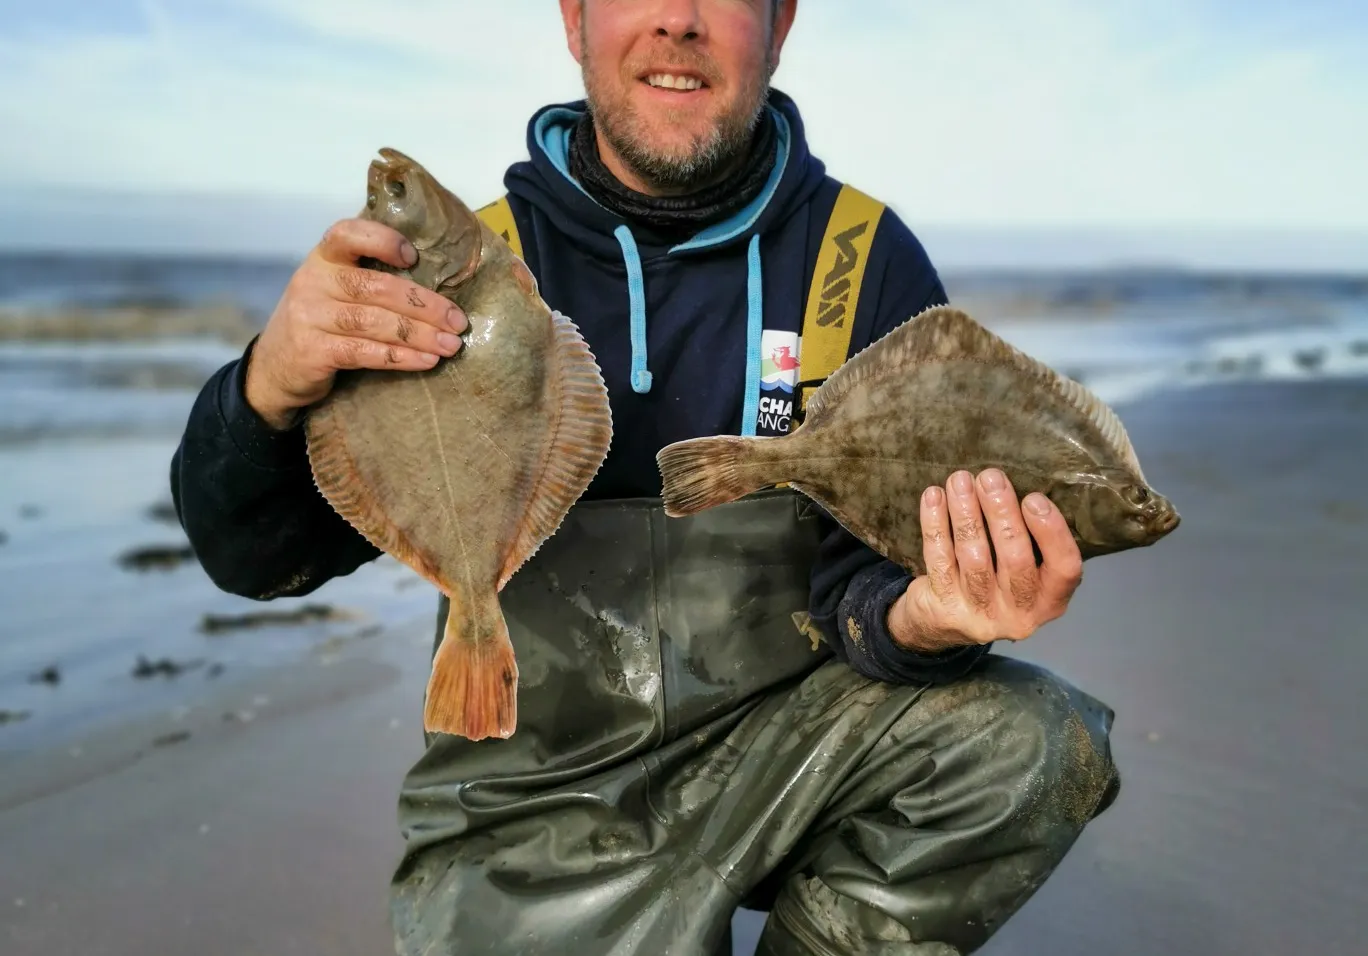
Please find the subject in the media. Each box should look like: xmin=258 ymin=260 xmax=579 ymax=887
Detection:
xmin=888 ymin=468 xmax=1083 ymax=654
xmin=244 ymin=219 xmax=470 ymax=430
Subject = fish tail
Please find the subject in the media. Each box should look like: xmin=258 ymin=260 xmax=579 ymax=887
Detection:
xmin=424 ymin=591 xmax=517 ymax=741
xmin=656 ymin=435 xmax=783 ymax=517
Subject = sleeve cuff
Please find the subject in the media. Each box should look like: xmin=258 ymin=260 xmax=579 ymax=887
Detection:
xmin=217 ymin=336 xmax=309 ymax=471
xmin=840 ymin=561 xmax=992 ymax=684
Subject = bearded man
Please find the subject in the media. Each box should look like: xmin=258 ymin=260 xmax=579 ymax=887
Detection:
xmin=170 ymin=2 xmax=1120 ymax=953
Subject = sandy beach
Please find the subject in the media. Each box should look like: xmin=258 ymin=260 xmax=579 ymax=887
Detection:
xmin=1 ymin=375 xmax=1364 ymax=955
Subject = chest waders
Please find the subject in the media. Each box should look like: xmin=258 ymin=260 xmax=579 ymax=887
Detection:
xmin=386 ymin=199 xmax=1123 ymax=955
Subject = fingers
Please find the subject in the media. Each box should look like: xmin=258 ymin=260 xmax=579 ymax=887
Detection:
xmin=324 ymin=335 xmax=441 ymax=373
xmin=327 ymin=265 xmax=467 ymax=337
xmin=328 ymin=303 xmax=463 ymax=359
xmin=919 ymin=485 xmax=958 ymax=599
xmin=945 ymin=470 xmax=994 ymax=610
xmin=911 ymin=470 xmax=1083 ymax=647
xmin=974 ymin=469 xmax=1042 ymax=611
xmin=314 ymin=218 xmax=467 ymax=345
xmin=318 ymin=218 xmax=417 ymax=271
xmin=1022 ymin=492 xmax=1083 ymax=609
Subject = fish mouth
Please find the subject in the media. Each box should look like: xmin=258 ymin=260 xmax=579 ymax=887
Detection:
xmin=369 ymin=147 xmax=415 ymax=186
xmin=368 ymin=147 xmax=431 ymax=207
xmin=374 ymin=147 xmax=416 ymax=170
xmin=1152 ymin=510 xmax=1181 ymax=535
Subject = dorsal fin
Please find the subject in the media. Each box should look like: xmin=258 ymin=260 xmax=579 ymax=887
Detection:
xmin=497 ymin=309 xmax=614 ymax=589
xmin=804 ymin=305 xmax=1146 ymax=481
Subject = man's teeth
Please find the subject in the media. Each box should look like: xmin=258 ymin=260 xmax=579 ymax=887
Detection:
xmin=647 ymin=74 xmax=703 ymax=91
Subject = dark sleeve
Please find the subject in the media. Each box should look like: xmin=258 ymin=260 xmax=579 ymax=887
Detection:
xmin=170 ymin=337 xmax=381 ymax=600
xmin=807 ymin=210 xmax=992 ymax=685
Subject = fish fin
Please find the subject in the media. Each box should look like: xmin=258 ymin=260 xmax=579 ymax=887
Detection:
xmin=305 ymin=399 xmax=445 ymax=587
xmin=424 ymin=591 xmax=518 ymax=740
xmin=497 ymin=310 xmax=613 ymax=589
xmin=656 ymin=435 xmax=778 ymax=517
xmin=806 ymin=304 xmax=1146 ymax=482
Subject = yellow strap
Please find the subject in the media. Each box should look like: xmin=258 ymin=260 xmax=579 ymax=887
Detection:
xmin=797 ymin=184 xmax=885 ymax=414
xmin=474 ymin=194 xmax=523 ymax=261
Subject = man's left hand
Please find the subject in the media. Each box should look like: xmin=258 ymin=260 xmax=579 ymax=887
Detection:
xmin=887 ymin=468 xmax=1083 ymax=654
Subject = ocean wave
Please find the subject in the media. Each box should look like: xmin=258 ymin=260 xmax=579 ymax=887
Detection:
xmin=996 ymin=306 xmax=1368 ymax=407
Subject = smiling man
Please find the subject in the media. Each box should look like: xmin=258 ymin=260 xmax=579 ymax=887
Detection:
xmin=171 ymin=1 xmax=1120 ymax=953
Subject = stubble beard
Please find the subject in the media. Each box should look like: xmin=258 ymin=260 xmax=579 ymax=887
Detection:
xmin=581 ymin=35 xmax=775 ymax=193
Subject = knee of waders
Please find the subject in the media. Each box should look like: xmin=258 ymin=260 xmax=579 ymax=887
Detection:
xmin=935 ymin=655 xmax=1121 ymax=835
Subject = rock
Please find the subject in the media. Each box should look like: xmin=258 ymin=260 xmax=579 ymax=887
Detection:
xmin=28 ymin=665 xmax=61 ymax=686
xmin=117 ymin=543 xmax=195 ymax=572
xmin=200 ymin=603 xmax=353 ymax=633
xmin=152 ymin=730 xmax=192 ymax=748
xmin=132 ymin=655 xmax=204 ymax=679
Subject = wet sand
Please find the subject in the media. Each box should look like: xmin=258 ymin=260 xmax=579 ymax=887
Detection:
xmin=969 ymin=377 xmax=1368 ymax=956
xmin=2 ymin=377 xmax=1365 ymax=955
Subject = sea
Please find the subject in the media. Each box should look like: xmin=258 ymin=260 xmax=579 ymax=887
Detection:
xmin=0 ymin=250 xmax=1366 ymax=751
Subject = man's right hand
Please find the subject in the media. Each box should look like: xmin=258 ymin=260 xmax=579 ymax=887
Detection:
xmin=244 ymin=218 xmax=470 ymax=430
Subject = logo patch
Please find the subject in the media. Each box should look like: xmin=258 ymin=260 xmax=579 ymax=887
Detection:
xmin=756 ymin=330 xmax=801 ymax=436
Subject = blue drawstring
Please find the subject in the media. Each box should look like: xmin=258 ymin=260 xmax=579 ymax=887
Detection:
xmin=613 ymin=225 xmax=653 ymax=394
xmin=613 ymin=226 xmax=765 ymax=432
xmin=739 ymin=234 xmax=764 ymax=437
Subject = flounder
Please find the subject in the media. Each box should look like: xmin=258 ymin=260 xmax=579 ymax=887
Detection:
xmin=305 ymin=148 xmax=613 ymax=741
xmin=656 ymin=306 xmax=1179 ymax=571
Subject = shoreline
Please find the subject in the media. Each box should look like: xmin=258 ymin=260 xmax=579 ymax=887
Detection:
xmin=0 ymin=304 xmax=261 ymax=346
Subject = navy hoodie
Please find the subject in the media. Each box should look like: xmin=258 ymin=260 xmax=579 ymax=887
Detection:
xmin=170 ymin=89 xmax=990 ymax=686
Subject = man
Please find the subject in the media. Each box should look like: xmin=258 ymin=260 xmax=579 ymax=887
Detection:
xmin=171 ymin=1 xmax=1120 ymax=953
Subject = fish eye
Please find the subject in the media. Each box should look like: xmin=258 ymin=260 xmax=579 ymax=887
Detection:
xmin=385 ymin=179 xmax=406 ymax=199
xmin=1126 ymin=486 xmax=1150 ymax=505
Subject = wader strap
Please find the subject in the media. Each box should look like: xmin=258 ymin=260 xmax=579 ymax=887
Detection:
xmin=475 ymin=195 xmax=524 ymax=261
xmin=795 ymin=183 xmax=886 ymax=418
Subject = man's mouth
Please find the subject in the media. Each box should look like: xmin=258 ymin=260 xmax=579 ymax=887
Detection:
xmin=643 ymin=73 xmax=707 ymax=92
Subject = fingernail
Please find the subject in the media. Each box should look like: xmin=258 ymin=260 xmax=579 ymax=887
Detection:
xmin=950 ymin=471 xmax=973 ymax=496
xmin=922 ymin=486 xmax=941 ymax=506
xmin=1025 ymin=494 xmax=1052 ymax=516
xmin=446 ymin=306 xmax=468 ymax=333
xmin=436 ymin=332 xmax=461 ymax=353
xmin=400 ymin=240 xmax=418 ymax=267
xmin=978 ymin=469 xmax=1005 ymax=492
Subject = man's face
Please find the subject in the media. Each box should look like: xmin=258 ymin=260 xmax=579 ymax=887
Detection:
xmin=561 ymin=0 xmax=796 ymax=193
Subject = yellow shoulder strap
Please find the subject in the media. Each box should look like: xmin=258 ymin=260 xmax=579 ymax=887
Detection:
xmin=474 ymin=194 xmax=524 ymax=261
xmin=797 ymin=184 xmax=885 ymax=414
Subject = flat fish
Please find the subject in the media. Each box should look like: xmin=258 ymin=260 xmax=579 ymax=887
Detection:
xmin=305 ymin=148 xmax=613 ymax=741
xmin=656 ymin=305 xmax=1179 ymax=572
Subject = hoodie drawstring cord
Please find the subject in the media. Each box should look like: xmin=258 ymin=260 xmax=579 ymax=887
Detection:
xmin=613 ymin=226 xmax=765 ymax=436
xmin=613 ymin=225 xmax=653 ymax=394
xmin=739 ymin=233 xmax=763 ymax=437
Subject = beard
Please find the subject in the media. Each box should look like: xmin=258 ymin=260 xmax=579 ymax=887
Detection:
xmin=580 ymin=32 xmax=775 ymax=193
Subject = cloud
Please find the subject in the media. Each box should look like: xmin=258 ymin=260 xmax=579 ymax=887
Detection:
xmin=0 ymin=0 xmax=1363 ymax=242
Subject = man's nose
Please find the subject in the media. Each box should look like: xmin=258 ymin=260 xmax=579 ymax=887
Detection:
xmin=651 ymin=0 xmax=706 ymax=41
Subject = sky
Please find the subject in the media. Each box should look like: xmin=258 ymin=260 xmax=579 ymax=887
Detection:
xmin=0 ymin=0 xmax=1364 ymax=267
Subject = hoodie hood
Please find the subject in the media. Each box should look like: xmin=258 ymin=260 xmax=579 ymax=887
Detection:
xmin=502 ymin=88 xmax=827 ymax=406
xmin=505 ymin=88 xmax=827 ymax=263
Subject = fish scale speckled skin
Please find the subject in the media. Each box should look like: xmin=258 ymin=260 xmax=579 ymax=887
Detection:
xmin=304 ymin=148 xmax=613 ymax=741
xmin=656 ymin=306 xmax=1179 ymax=575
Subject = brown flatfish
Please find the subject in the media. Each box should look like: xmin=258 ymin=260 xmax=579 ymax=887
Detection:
xmin=657 ymin=305 xmax=1179 ymax=571
xmin=304 ymin=148 xmax=613 ymax=741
